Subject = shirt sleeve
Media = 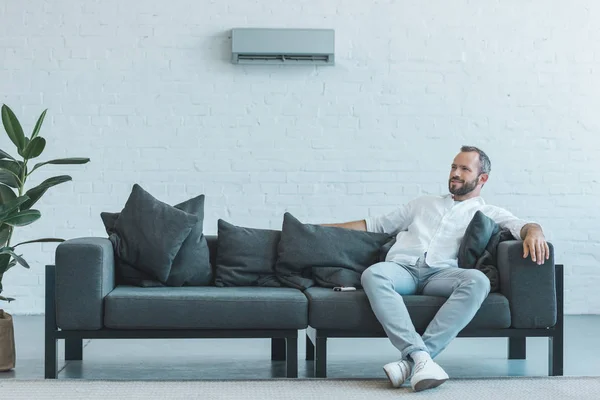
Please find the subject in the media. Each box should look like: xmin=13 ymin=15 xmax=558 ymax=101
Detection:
xmin=485 ymin=206 xmax=530 ymax=240
xmin=365 ymin=201 xmax=414 ymax=235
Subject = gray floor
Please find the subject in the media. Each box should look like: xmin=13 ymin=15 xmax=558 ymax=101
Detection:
xmin=1 ymin=315 xmax=599 ymax=380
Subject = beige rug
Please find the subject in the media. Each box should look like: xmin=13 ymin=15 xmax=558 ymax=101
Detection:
xmin=0 ymin=377 xmax=598 ymax=399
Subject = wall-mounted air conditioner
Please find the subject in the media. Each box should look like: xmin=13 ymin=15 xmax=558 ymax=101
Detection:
xmin=231 ymin=28 xmax=335 ymax=65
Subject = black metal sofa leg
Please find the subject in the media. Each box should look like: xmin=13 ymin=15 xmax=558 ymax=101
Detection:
xmin=44 ymin=335 xmax=57 ymax=379
xmin=45 ymin=264 xmax=58 ymax=379
xmin=315 ymin=337 xmax=327 ymax=378
xmin=508 ymin=337 xmax=526 ymax=359
xmin=549 ymin=264 xmax=564 ymax=376
xmin=286 ymin=337 xmax=298 ymax=378
xmin=65 ymin=337 xmax=83 ymax=361
xmin=549 ymin=335 xmax=564 ymax=376
xmin=271 ymin=338 xmax=286 ymax=361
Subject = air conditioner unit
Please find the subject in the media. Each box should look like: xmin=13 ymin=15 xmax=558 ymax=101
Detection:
xmin=231 ymin=28 xmax=335 ymax=65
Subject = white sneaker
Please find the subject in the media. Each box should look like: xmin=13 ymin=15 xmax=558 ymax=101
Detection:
xmin=410 ymin=359 xmax=449 ymax=392
xmin=383 ymin=359 xmax=413 ymax=388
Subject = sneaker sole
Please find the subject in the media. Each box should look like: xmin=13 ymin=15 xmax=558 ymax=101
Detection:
xmin=413 ymin=378 xmax=448 ymax=392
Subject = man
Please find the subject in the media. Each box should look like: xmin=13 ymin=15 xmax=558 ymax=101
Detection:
xmin=322 ymin=146 xmax=549 ymax=392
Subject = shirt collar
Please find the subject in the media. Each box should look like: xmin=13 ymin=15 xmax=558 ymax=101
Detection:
xmin=445 ymin=193 xmax=486 ymax=205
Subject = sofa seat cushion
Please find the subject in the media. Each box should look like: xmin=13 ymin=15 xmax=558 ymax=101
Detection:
xmin=305 ymin=287 xmax=511 ymax=332
xmin=104 ymin=286 xmax=308 ymax=329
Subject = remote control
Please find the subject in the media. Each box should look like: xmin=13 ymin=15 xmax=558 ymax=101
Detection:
xmin=333 ymin=286 xmax=356 ymax=292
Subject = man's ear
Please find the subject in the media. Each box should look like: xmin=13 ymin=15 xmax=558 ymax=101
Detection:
xmin=479 ymin=173 xmax=489 ymax=186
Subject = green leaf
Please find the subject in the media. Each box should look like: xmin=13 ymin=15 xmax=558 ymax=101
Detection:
xmin=30 ymin=157 xmax=90 ymax=174
xmin=0 ymin=171 xmax=18 ymax=188
xmin=0 ymin=253 xmax=10 ymax=274
xmin=22 ymin=136 xmax=46 ymax=159
xmin=1 ymin=105 xmax=26 ymax=151
xmin=31 ymin=109 xmax=47 ymax=140
xmin=0 ymin=160 xmax=23 ymax=188
xmin=0 ymin=184 xmax=16 ymax=204
xmin=0 ymin=195 xmax=29 ymax=221
xmin=0 ymin=149 xmax=15 ymax=161
xmin=0 ymin=296 xmax=15 ymax=302
xmin=0 ymin=248 xmax=29 ymax=269
xmin=10 ymin=253 xmax=29 ymax=269
xmin=13 ymin=238 xmax=64 ymax=247
xmin=2 ymin=209 xmax=41 ymax=227
xmin=21 ymin=175 xmax=71 ymax=210
xmin=0 ymin=225 xmax=9 ymax=247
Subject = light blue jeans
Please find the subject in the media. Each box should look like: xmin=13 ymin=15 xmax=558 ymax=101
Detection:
xmin=361 ymin=256 xmax=491 ymax=360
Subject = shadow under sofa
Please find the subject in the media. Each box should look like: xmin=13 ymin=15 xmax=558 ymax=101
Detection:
xmin=45 ymin=236 xmax=563 ymax=379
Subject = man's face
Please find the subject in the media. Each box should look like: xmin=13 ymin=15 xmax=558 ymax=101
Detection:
xmin=448 ymin=152 xmax=484 ymax=196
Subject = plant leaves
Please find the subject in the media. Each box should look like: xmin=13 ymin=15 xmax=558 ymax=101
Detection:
xmin=13 ymin=238 xmax=64 ymax=247
xmin=0 ymin=254 xmax=10 ymax=274
xmin=0 ymin=149 xmax=15 ymax=161
xmin=10 ymin=253 xmax=29 ymax=269
xmin=0 ymin=195 xmax=29 ymax=221
xmin=22 ymin=137 xmax=46 ymax=159
xmin=31 ymin=109 xmax=47 ymax=140
xmin=0 ymin=225 xmax=9 ymax=247
xmin=0 ymin=184 xmax=16 ymax=204
xmin=30 ymin=157 xmax=90 ymax=174
xmin=0 ymin=159 xmax=23 ymax=188
xmin=0 ymin=296 xmax=15 ymax=302
xmin=0 ymin=171 xmax=19 ymax=188
xmin=1 ymin=104 xmax=26 ymax=151
xmin=21 ymin=175 xmax=71 ymax=210
xmin=2 ymin=209 xmax=41 ymax=227
xmin=0 ymin=248 xmax=29 ymax=269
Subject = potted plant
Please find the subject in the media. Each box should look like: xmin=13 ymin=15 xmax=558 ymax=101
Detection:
xmin=0 ymin=104 xmax=90 ymax=371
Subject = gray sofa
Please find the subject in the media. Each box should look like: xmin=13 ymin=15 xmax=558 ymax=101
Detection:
xmin=45 ymin=236 xmax=563 ymax=379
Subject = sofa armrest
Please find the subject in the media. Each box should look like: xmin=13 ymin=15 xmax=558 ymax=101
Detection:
xmin=497 ymin=240 xmax=557 ymax=329
xmin=55 ymin=237 xmax=116 ymax=330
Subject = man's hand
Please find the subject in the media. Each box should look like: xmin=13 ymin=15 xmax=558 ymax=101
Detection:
xmin=521 ymin=223 xmax=549 ymax=265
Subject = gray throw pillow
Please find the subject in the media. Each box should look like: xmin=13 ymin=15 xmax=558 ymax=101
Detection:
xmin=167 ymin=195 xmax=212 ymax=286
xmin=275 ymin=212 xmax=393 ymax=290
xmin=214 ymin=219 xmax=282 ymax=287
xmin=101 ymin=194 xmax=212 ymax=287
xmin=101 ymin=211 xmax=160 ymax=287
xmin=109 ymin=184 xmax=198 ymax=284
xmin=458 ymin=210 xmax=512 ymax=293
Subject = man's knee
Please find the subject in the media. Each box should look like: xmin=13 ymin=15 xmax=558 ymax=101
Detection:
xmin=361 ymin=263 xmax=388 ymax=288
xmin=463 ymin=269 xmax=491 ymax=296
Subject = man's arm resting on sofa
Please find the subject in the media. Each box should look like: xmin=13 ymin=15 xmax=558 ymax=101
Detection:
xmin=55 ymin=237 xmax=116 ymax=330
xmin=520 ymin=223 xmax=550 ymax=266
xmin=320 ymin=220 xmax=367 ymax=231
xmin=497 ymin=240 xmax=557 ymax=329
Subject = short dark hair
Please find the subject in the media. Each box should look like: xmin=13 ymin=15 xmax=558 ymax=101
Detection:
xmin=460 ymin=145 xmax=491 ymax=175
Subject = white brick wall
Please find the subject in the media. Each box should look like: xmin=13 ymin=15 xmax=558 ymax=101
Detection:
xmin=0 ymin=1 xmax=598 ymax=315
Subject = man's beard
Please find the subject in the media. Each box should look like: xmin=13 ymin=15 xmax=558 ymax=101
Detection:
xmin=448 ymin=177 xmax=479 ymax=196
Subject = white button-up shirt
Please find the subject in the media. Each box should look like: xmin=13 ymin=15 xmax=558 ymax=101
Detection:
xmin=365 ymin=194 xmax=530 ymax=268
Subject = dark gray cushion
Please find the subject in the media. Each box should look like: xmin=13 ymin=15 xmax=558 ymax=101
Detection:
xmin=109 ymin=184 xmax=198 ymax=283
xmin=101 ymin=194 xmax=212 ymax=287
xmin=458 ymin=210 xmax=514 ymax=293
xmin=167 ymin=195 xmax=212 ymax=286
xmin=304 ymin=287 xmax=511 ymax=331
xmin=275 ymin=212 xmax=392 ymax=290
xmin=104 ymin=286 xmax=308 ymax=329
xmin=458 ymin=210 xmax=500 ymax=268
xmin=214 ymin=219 xmax=281 ymax=287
